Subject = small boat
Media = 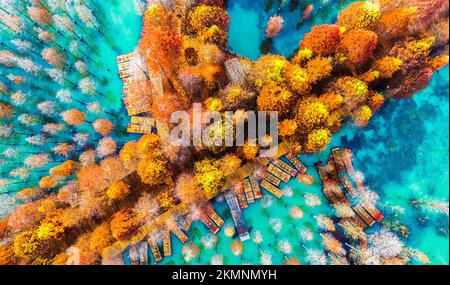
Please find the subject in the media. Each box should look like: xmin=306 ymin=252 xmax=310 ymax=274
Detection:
xmin=285 ymin=153 xmax=307 ymax=174
xmin=138 ymin=242 xmax=148 ymax=265
xmin=148 ymin=241 xmax=163 ymax=263
xmin=233 ymin=184 xmax=248 ymax=210
xmin=224 ymin=190 xmax=250 ymax=241
xmin=361 ymin=201 xmax=384 ymax=222
xmin=303 ymin=4 xmax=314 ymax=20
xmin=272 ymin=159 xmax=298 ymax=177
xmin=265 ymin=172 xmax=281 ymax=187
xmin=243 ymin=178 xmax=255 ymax=204
xmin=204 ymin=204 xmax=225 ymax=227
xmin=268 ymin=163 xmax=291 ymax=182
xmin=260 ymin=180 xmax=283 ymax=199
xmin=199 ymin=210 xmax=220 ymax=235
xmin=163 ymin=231 xmax=172 ymax=257
xmin=249 ymin=175 xmax=263 ymax=199
xmin=353 ymin=205 xmax=376 ymax=227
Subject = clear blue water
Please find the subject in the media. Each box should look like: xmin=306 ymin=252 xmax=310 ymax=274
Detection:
xmin=1 ymin=0 xmax=448 ymax=265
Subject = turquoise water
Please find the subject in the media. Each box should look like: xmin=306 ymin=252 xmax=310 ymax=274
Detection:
xmin=1 ymin=0 xmax=448 ymax=265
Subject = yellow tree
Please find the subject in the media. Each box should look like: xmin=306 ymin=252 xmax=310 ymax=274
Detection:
xmin=194 ymin=158 xmax=225 ymax=198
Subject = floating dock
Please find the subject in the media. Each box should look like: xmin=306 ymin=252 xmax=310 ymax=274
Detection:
xmin=225 ymin=190 xmax=250 ymax=241
xmin=315 ymin=161 xmax=330 ymax=183
xmin=179 ymin=215 xmax=193 ymax=232
xmin=204 ymin=204 xmax=225 ymax=227
xmin=199 ymin=211 xmax=220 ymax=235
xmin=285 ymin=153 xmax=307 ymax=174
xmin=234 ymin=185 xmax=248 ymax=210
xmin=260 ymin=180 xmax=283 ymax=199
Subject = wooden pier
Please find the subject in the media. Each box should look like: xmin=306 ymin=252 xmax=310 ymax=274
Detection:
xmin=264 ymin=172 xmax=281 ymax=187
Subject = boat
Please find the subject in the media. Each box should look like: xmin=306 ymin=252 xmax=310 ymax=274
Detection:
xmin=224 ymin=190 xmax=250 ymax=241
xmin=285 ymin=153 xmax=307 ymax=174
xmin=260 ymin=180 xmax=283 ymax=199
xmin=339 ymin=175 xmax=357 ymax=197
xmin=329 ymin=183 xmax=351 ymax=205
xmin=148 ymin=240 xmax=163 ymax=263
xmin=272 ymin=159 xmax=298 ymax=177
xmin=179 ymin=215 xmax=193 ymax=232
xmin=267 ymin=164 xmax=291 ymax=183
xmin=163 ymin=231 xmax=172 ymax=257
xmin=204 ymin=203 xmax=225 ymax=227
xmin=361 ymin=201 xmax=384 ymax=222
xmin=331 ymin=147 xmax=347 ymax=174
xmin=264 ymin=172 xmax=281 ymax=187
xmin=314 ymin=161 xmax=330 ymax=183
xmin=353 ymin=205 xmax=376 ymax=227
xmin=321 ymin=184 xmax=340 ymax=205
xmin=326 ymin=156 xmax=340 ymax=182
xmin=243 ymin=178 xmax=255 ymax=204
xmin=234 ymin=184 xmax=248 ymax=210
xmin=198 ymin=210 xmax=220 ymax=235
xmin=249 ymin=175 xmax=263 ymax=199
xmin=172 ymin=228 xmax=189 ymax=244
xmin=117 ymin=52 xmax=136 ymax=64
xmin=138 ymin=242 xmax=148 ymax=265
xmin=129 ymin=244 xmax=139 ymax=265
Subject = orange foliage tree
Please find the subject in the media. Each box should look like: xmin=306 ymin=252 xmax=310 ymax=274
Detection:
xmin=110 ymin=210 xmax=141 ymax=241
xmin=139 ymin=5 xmax=183 ymax=75
xmin=300 ymin=24 xmax=341 ymax=55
